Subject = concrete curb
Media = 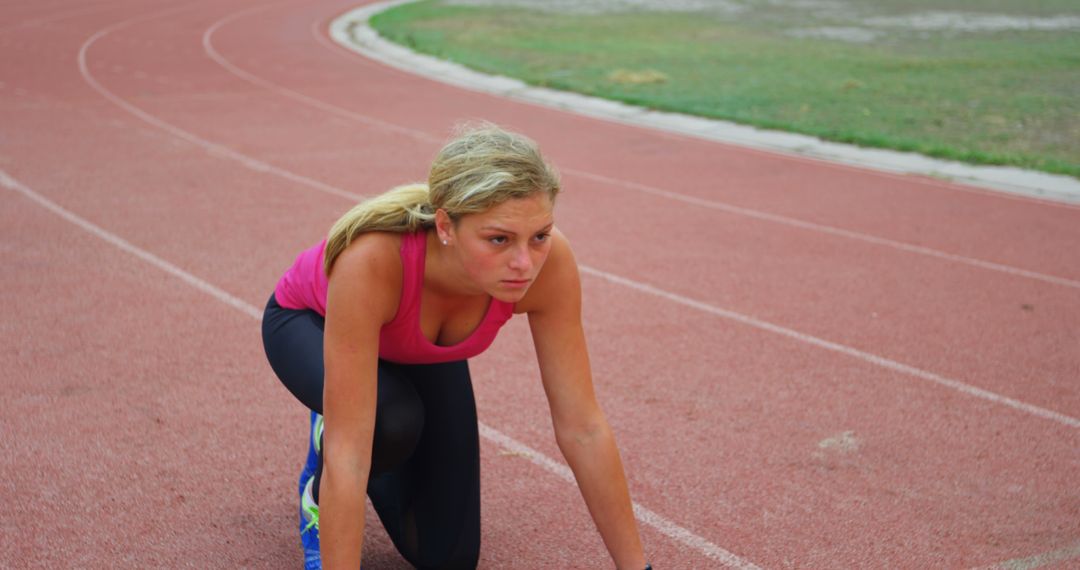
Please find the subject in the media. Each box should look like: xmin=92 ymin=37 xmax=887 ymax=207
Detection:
xmin=331 ymin=0 xmax=1080 ymax=204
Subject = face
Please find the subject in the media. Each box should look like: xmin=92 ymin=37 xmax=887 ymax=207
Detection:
xmin=438 ymin=193 xmax=555 ymax=302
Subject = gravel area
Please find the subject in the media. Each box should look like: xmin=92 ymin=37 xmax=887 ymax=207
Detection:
xmin=445 ymin=0 xmax=1080 ymax=42
xmin=446 ymin=0 xmax=747 ymax=15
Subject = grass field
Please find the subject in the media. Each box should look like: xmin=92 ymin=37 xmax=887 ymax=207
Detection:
xmin=371 ymin=0 xmax=1080 ymax=178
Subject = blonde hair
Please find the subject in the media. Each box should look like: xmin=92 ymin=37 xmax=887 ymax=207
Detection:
xmin=324 ymin=123 xmax=560 ymax=274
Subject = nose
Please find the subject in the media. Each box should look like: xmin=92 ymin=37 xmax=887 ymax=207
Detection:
xmin=508 ymin=243 xmax=532 ymax=273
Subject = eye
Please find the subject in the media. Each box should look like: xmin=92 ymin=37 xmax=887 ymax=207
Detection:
xmin=533 ymin=232 xmax=551 ymax=243
xmin=488 ymin=236 xmax=508 ymax=245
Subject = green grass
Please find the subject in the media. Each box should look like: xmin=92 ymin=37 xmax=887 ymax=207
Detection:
xmin=371 ymin=1 xmax=1080 ymax=178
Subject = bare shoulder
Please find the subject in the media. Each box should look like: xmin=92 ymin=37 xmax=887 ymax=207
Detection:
xmin=326 ymin=231 xmax=403 ymax=325
xmin=516 ymin=228 xmax=581 ymax=315
xmin=330 ymin=231 xmax=401 ymax=277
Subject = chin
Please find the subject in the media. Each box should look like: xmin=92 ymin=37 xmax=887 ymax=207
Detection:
xmin=490 ymin=285 xmax=530 ymax=303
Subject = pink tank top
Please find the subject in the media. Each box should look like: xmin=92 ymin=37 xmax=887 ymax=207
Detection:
xmin=273 ymin=231 xmax=515 ymax=364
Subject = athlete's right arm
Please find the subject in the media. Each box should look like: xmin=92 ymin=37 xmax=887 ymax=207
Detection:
xmin=319 ymin=233 xmax=401 ymax=570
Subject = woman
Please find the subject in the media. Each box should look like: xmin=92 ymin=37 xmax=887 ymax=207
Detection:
xmin=262 ymin=124 xmax=649 ymax=569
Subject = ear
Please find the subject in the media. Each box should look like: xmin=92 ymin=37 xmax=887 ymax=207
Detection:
xmin=434 ymin=209 xmax=455 ymax=245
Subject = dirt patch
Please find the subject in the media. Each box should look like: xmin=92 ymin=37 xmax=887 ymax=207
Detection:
xmin=607 ymin=68 xmax=669 ymax=85
xmin=785 ymin=11 xmax=1080 ymax=44
xmin=864 ymin=12 xmax=1080 ymax=32
xmin=816 ymin=431 xmax=859 ymax=454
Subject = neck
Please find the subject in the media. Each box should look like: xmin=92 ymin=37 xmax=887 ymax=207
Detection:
xmin=424 ymin=231 xmax=484 ymax=299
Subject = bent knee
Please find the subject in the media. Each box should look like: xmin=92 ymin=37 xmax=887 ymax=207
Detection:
xmin=370 ymin=400 xmax=424 ymax=474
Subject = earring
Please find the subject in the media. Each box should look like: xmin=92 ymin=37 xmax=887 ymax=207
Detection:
xmin=442 ymin=239 xmax=448 ymax=245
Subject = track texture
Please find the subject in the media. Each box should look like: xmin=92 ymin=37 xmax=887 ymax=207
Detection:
xmin=2 ymin=1 xmax=1078 ymax=568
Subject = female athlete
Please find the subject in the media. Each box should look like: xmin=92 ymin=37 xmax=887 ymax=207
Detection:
xmin=262 ymin=124 xmax=649 ymax=569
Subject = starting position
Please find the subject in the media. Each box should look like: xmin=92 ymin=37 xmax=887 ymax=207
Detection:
xmin=262 ymin=124 xmax=650 ymax=569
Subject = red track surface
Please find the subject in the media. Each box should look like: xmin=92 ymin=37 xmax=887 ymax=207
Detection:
xmin=3 ymin=1 xmax=1078 ymax=568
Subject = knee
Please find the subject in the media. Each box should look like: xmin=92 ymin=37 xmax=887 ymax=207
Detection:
xmin=370 ymin=399 xmax=424 ymax=475
xmin=416 ymin=530 xmax=480 ymax=570
xmin=446 ymin=535 xmax=480 ymax=570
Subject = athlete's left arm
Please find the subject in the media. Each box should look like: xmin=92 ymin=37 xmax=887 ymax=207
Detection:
xmin=521 ymin=230 xmax=648 ymax=570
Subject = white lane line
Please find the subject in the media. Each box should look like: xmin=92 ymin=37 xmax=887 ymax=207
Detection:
xmin=568 ymin=170 xmax=1080 ymax=291
xmin=970 ymin=540 xmax=1080 ymax=570
xmin=0 ymin=168 xmax=759 ymax=570
xmin=310 ymin=14 xmax=380 ymax=69
xmin=0 ymin=170 xmax=261 ymax=320
xmin=479 ymin=425 xmax=761 ymax=569
xmin=83 ymin=3 xmax=1080 ymax=433
xmin=206 ymin=4 xmax=1080 ymax=292
xmin=203 ymin=2 xmax=437 ymax=143
xmin=77 ymin=5 xmax=358 ymax=202
xmin=580 ymin=265 xmax=1080 ymax=430
xmin=0 ymin=2 xmax=123 ymax=36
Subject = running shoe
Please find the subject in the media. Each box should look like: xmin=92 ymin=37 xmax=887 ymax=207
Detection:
xmin=299 ymin=473 xmax=322 ymax=570
xmin=298 ymin=412 xmax=323 ymax=497
xmin=298 ymin=412 xmax=323 ymax=569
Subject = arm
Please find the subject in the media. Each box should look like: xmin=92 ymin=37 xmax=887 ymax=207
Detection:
xmin=520 ymin=231 xmax=647 ymax=570
xmin=320 ymin=233 xmax=400 ymax=570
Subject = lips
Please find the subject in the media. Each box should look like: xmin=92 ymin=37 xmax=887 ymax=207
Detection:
xmin=501 ymin=278 xmax=530 ymax=288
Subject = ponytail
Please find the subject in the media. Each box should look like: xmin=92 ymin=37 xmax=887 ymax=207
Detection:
xmin=323 ymin=183 xmax=434 ymax=275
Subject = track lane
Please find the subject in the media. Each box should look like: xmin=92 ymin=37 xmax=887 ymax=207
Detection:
xmin=1 ymin=171 xmax=303 ymax=568
xmin=4 ymin=0 xmax=1075 ymax=565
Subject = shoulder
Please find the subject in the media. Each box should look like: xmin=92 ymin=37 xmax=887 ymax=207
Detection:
xmin=330 ymin=231 xmax=402 ymax=276
xmin=515 ymin=228 xmax=581 ymax=315
xmin=326 ymin=231 xmax=404 ymax=324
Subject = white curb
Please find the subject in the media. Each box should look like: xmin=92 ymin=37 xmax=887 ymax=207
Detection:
xmin=331 ymin=0 xmax=1080 ymax=204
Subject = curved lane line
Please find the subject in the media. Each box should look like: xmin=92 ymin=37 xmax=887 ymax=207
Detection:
xmin=0 ymin=1 xmax=126 ymax=36
xmin=77 ymin=4 xmax=358 ymax=202
xmin=203 ymin=2 xmax=438 ymax=142
xmin=969 ymin=539 xmax=1080 ymax=570
xmin=205 ymin=4 xmax=1080 ymax=292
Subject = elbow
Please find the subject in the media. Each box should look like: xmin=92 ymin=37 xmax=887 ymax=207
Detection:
xmin=322 ymin=438 xmax=373 ymax=485
xmin=554 ymin=415 xmax=612 ymax=452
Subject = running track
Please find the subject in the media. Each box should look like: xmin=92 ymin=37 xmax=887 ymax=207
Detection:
xmin=2 ymin=1 xmax=1079 ymax=568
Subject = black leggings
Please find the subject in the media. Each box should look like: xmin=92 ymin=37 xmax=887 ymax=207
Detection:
xmin=261 ymin=294 xmax=481 ymax=570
